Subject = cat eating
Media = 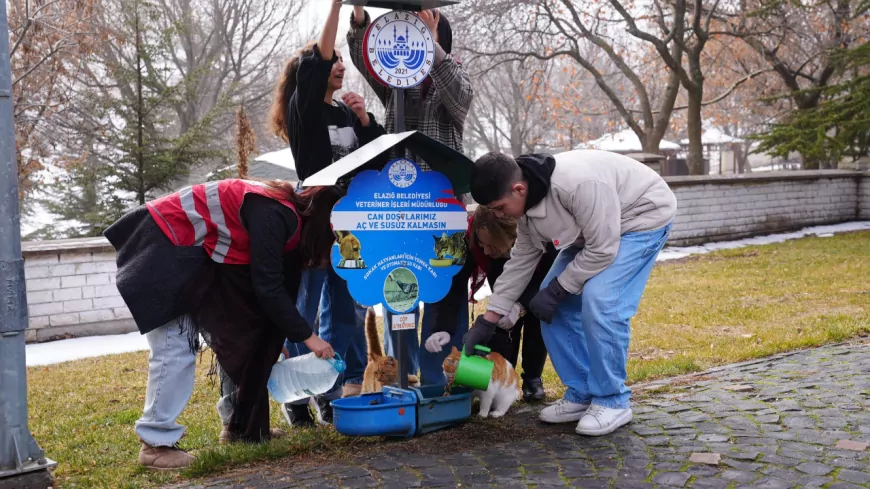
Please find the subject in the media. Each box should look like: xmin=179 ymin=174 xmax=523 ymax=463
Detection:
xmin=361 ymin=307 xmax=419 ymax=394
xmin=442 ymin=346 xmax=521 ymax=418
xmin=433 ymin=231 xmax=468 ymax=266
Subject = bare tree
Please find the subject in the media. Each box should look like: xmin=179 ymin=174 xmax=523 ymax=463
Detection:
xmin=463 ymin=59 xmax=555 ymax=157
xmin=8 ymin=0 xmax=97 ymax=202
xmin=716 ymin=0 xmax=869 ymax=168
xmin=459 ymin=0 xmax=772 ymax=174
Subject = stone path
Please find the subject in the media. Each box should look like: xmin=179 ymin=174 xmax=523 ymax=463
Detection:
xmin=185 ymin=341 xmax=870 ymax=488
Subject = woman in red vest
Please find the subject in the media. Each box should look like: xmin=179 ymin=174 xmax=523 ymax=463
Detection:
xmin=105 ymin=179 xmax=342 ymax=470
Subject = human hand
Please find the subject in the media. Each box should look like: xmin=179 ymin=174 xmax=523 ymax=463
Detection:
xmin=341 ymin=92 xmax=370 ymax=127
xmin=462 ymin=316 xmax=497 ymax=356
xmin=529 ymin=278 xmax=570 ymax=323
xmin=303 ymin=334 xmax=335 ymax=359
xmin=497 ymin=303 xmax=524 ymax=330
xmin=424 ymin=332 xmax=451 ymax=353
xmin=417 ymin=9 xmax=440 ymax=44
xmin=353 ymin=6 xmax=365 ymax=26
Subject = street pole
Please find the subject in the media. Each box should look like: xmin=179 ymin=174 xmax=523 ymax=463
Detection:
xmin=0 ymin=0 xmax=56 ymax=485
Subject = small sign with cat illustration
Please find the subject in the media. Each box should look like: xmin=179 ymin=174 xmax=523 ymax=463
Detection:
xmin=331 ymin=157 xmax=467 ymax=315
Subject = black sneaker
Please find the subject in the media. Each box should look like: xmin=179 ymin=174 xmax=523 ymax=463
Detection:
xmin=522 ymin=377 xmax=545 ymax=402
xmin=281 ymin=402 xmax=315 ymax=427
xmin=314 ymin=395 xmax=334 ymax=425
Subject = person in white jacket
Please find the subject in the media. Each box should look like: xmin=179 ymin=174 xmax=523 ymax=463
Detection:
xmin=464 ymin=150 xmax=677 ymax=436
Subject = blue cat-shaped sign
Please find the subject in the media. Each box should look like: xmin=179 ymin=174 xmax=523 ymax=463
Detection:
xmin=331 ymin=158 xmax=468 ymax=314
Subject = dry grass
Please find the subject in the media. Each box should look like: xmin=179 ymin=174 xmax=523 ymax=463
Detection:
xmin=27 ymin=231 xmax=870 ymax=488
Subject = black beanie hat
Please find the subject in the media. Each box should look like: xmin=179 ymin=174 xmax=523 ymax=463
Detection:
xmin=437 ymin=12 xmax=452 ymax=54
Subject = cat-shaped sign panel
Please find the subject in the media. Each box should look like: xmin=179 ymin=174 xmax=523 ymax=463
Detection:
xmin=331 ymin=158 xmax=467 ymax=314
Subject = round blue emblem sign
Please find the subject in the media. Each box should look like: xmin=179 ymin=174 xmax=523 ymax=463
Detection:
xmin=362 ymin=11 xmax=436 ymax=89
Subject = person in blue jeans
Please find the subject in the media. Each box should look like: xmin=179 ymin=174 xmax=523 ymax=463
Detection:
xmin=268 ymin=0 xmax=386 ymax=425
xmin=463 ymin=150 xmax=677 ymax=436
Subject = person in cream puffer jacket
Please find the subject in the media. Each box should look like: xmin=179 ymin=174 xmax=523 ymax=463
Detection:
xmin=464 ymin=149 xmax=676 ymax=437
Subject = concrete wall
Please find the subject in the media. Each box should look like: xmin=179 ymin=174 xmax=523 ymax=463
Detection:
xmin=22 ymin=238 xmax=135 ymax=343
xmin=20 ymin=170 xmax=870 ymax=342
xmin=860 ymin=173 xmax=870 ymax=220
xmin=665 ymin=171 xmax=868 ymax=246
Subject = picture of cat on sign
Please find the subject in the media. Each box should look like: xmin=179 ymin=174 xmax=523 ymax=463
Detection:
xmin=430 ymin=231 xmax=467 ymax=267
xmin=335 ymin=230 xmax=366 ymax=269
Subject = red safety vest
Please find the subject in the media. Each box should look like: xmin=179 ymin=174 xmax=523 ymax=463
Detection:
xmin=146 ymin=179 xmax=301 ymax=265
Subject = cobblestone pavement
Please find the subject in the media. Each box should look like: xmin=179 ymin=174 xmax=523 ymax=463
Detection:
xmin=186 ymin=341 xmax=870 ymax=488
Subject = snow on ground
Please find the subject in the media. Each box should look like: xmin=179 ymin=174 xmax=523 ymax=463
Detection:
xmin=26 ymin=221 xmax=870 ymax=367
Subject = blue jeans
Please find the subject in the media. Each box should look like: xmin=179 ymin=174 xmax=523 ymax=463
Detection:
xmin=541 ymin=224 xmax=671 ymax=410
xmin=285 ymin=267 xmax=367 ymax=401
xmin=384 ymin=302 xmax=469 ymax=386
xmin=135 ymin=316 xmax=234 ymax=446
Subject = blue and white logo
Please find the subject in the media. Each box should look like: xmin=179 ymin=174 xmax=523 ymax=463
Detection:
xmin=363 ymin=11 xmax=436 ymax=89
xmin=388 ymin=158 xmax=417 ymax=188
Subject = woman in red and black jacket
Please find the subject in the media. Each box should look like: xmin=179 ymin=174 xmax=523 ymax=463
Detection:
xmin=425 ymin=206 xmax=558 ymax=401
xmin=105 ymin=179 xmax=342 ymax=470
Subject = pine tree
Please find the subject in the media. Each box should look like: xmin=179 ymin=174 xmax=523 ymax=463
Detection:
xmin=754 ymin=43 xmax=870 ymax=168
xmin=38 ymin=0 xmax=228 ymax=238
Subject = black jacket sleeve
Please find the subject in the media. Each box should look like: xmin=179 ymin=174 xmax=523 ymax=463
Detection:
xmin=241 ymin=194 xmax=313 ymax=343
xmin=294 ymin=44 xmax=335 ymax=120
xmin=430 ymin=252 xmax=477 ymax=336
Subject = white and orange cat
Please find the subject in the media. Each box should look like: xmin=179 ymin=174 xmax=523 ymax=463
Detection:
xmin=360 ymin=307 xmax=419 ymax=394
xmin=442 ymin=346 xmax=521 ymax=418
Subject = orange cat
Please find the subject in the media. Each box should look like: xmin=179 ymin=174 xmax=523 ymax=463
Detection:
xmin=442 ymin=346 xmax=521 ymax=418
xmin=361 ymin=307 xmax=419 ymax=394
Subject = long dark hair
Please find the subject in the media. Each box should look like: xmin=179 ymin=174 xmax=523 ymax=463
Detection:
xmin=259 ymin=180 xmax=344 ymax=268
xmin=269 ymin=40 xmax=317 ymax=143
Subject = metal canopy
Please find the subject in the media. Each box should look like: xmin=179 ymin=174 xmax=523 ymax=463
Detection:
xmin=302 ymin=130 xmax=474 ymax=195
xmin=341 ymin=0 xmax=459 ymax=11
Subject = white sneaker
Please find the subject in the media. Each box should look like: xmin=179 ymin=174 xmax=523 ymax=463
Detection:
xmin=539 ymin=399 xmax=590 ymax=423
xmin=575 ymin=404 xmax=633 ymax=436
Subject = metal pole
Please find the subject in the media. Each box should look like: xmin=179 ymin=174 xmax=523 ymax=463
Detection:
xmin=0 ymin=0 xmax=56 ymax=484
xmin=392 ymin=87 xmax=410 ymax=389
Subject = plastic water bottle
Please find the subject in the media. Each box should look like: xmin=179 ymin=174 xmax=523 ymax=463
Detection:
xmin=267 ymin=352 xmax=346 ymax=403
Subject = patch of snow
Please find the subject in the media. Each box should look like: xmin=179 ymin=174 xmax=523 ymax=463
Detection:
xmin=26 ymin=221 xmax=870 ymax=366
xmin=655 ymin=221 xmax=870 ymax=262
xmin=254 ymin=148 xmax=296 ymax=170
xmin=585 ymin=129 xmax=680 ymax=152
xmin=26 ymin=332 xmax=149 ymax=367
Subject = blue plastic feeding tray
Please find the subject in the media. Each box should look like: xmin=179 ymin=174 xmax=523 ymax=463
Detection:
xmin=410 ymin=385 xmax=473 ymax=435
xmin=332 ymin=385 xmax=473 ymax=437
xmin=332 ymin=386 xmax=417 ymax=437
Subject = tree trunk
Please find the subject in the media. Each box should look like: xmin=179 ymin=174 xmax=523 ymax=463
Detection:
xmin=686 ymin=87 xmax=704 ymax=175
xmin=135 ymin=0 xmax=146 ymax=206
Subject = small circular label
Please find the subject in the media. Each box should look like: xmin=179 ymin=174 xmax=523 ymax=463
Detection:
xmin=362 ymin=11 xmax=436 ymax=88
xmin=388 ymin=158 xmax=418 ymax=188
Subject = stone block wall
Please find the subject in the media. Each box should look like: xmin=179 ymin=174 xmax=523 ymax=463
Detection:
xmin=665 ymin=171 xmax=867 ymax=246
xmin=860 ymin=174 xmax=870 ymax=220
xmin=19 ymin=171 xmax=870 ymax=342
xmin=23 ymin=238 xmax=135 ymax=343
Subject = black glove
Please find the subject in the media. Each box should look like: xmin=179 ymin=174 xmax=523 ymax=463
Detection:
xmin=529 ymin=278 xmax=571 ymax=323
xmin=462 ymin=315 xmax=497 ymax=356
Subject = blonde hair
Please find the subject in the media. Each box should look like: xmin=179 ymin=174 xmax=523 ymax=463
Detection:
xmin=472 ymin=206 xmax=517 ymax=256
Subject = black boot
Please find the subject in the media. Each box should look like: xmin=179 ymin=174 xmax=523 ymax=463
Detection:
xmin=522 ymin=377 xmax=545 ymax=402
xmin=281 ymin=402 xmax=315 ymax=427
xmin=314 ymin=395 xmax=334 ymax=424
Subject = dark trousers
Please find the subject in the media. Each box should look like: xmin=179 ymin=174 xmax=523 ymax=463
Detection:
xmin=487 ymin=313 xmax=547 ymax=380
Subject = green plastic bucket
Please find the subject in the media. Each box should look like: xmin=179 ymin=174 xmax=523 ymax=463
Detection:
xmin=454 ymin=345 xmax=494 ymax=391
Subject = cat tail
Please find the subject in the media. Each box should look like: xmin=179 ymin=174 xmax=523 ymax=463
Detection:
xmin=365 ymin=307 xmax=383 ymax=361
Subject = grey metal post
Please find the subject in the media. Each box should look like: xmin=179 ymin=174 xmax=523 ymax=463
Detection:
xmin=392 ymin=87 xmax=411 ymax=389
xmin=0 ymin=0 xmax=56 ymax=484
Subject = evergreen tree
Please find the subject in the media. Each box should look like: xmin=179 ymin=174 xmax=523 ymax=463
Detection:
xmin=38 ymin=0 xmax=228 ymax=238
xmin=754 ymin=43 xmax=870 ymax=168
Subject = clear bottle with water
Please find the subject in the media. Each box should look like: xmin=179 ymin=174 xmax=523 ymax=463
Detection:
xmin=267 ymin=352 xmax=347 ymax=403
